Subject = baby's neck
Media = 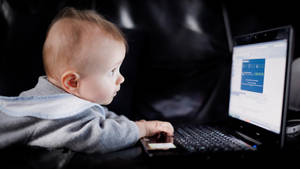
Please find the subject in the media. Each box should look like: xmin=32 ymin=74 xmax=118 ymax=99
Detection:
xmin=47 ymin=76 xmax=63 ymax=90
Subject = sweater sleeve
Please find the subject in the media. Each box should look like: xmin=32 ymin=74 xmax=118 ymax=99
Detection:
xmin=103 ymin=106 xmax=119 ymax=119
xmin=27 ymin=108 xmax=140 ymax=154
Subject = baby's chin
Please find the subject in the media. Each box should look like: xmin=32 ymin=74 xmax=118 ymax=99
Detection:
xmin=102 ymin=99 xmax=114 ymax=105
xmin=79 ymin=95 xmax=114 ymax=105
xmin=95 ymin=98 xmax=114 ymax=105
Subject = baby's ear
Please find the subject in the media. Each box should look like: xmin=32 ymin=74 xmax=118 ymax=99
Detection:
xmin=61 ymin=71 xmax=80 ymax=93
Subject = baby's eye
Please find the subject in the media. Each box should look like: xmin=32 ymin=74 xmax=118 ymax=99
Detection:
xmin=110 ymin=68 xmax=117 ymax=76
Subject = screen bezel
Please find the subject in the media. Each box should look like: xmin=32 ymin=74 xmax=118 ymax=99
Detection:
xmin=228 ymin=26 xmax=294 ymax=149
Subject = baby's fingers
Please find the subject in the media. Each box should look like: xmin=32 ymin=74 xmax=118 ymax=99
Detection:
xmin=158 ymin=122 xmax=174 ymax=136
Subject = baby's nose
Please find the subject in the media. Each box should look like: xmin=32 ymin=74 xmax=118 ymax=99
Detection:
xmin=117 ymin=74 xmax=125 ymax=85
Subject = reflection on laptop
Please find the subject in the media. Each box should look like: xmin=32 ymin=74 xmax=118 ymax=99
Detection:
xmin=141 ymin=26 xmax=293 ymax=156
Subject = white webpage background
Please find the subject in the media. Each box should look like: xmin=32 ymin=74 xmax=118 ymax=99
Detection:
xmin=229 ymin=39 xmax=287 ymax=134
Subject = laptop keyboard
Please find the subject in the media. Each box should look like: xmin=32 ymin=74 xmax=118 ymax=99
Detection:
xmin=174 ymin=125 xmax=254 ymax=153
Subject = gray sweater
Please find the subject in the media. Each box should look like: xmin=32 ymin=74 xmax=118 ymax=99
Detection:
xmin=0 ymin=76 xmax=139 ymax=154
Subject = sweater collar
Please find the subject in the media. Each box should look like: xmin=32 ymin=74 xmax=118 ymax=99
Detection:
xmin=0 ymin=76 xmax=105 ymax=119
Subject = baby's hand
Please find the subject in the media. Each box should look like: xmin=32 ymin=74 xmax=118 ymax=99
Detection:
xmin=135 ymin=120 xmax=174 ymax=138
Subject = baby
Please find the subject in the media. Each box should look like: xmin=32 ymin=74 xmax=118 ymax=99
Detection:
xmin=0 ymin=7 xmax=173 ymax=154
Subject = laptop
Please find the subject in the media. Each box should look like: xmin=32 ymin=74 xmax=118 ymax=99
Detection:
xmin=141 ymin=26 xmax=294 ymax=156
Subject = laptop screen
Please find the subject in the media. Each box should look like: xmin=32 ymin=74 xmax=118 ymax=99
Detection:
xmin=228 ymin=39 xmax=288 ymax=134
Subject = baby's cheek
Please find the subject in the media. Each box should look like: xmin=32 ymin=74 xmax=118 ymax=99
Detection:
xmin=78 ymin=83 xmax=98 ymax=101
xmin=90 ymin=84 xmax=109 ymax=102
xmin=80 ymin=78 xmax=113 ymax=104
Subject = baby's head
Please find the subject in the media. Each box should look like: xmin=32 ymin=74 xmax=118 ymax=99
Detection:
xmin=43 ymin=7 xmax=127 ymax=105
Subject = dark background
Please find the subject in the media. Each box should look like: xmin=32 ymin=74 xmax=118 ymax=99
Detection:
xmin=0 ymin=0 xmax=299 ymax=124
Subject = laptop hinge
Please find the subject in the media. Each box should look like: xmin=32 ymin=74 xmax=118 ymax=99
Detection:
xmin=235 ymin=131 xmax=262 ymax=146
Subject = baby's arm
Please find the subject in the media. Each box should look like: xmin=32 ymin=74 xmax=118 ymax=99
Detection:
xmin=135 ymin=120 xmax=174 ymax=138
xmin=103 ymin=107 xmax=174 ymax=138
xmin=26 ymin=107 xmax=140 ymax=154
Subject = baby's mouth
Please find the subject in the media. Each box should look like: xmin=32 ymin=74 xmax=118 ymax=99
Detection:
xmin=114 ymin=90 xmax=119 ymax=96
xmin=113 ymin=88 xmax=120 ymax=96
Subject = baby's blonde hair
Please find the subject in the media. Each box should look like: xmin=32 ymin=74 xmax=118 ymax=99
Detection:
xmin=42 ymin=7 xmax=127 ymax=78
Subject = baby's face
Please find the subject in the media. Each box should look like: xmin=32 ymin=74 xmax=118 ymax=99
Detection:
xmin=77 ymin=35 xmax=126 ymax=105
